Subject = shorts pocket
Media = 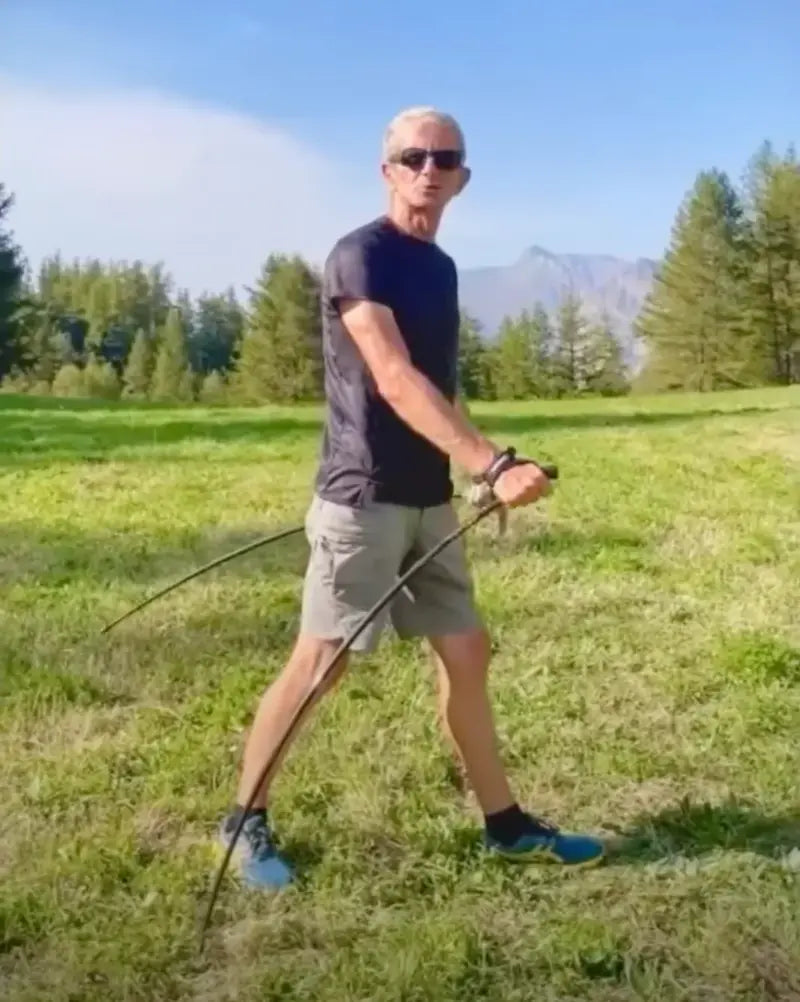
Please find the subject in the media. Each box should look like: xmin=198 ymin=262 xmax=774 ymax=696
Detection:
xmin=313 ymin=498 xmax=396 ymax=549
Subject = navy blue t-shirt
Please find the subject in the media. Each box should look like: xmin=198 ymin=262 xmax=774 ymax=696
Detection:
xmin=314 ymin=215 xmax=460 ymax=509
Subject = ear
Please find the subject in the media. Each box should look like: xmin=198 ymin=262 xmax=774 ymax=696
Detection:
xmin=455 ymin=166 xmax=471 ymax=195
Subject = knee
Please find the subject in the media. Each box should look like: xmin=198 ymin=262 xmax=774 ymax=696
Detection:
xmin=435 ymin=627 xmax=492 ymax=687
xmin=463 ymin=628 xmax=492 ymax=681
xmin=284 ymin=635 xmax=350 ymax=696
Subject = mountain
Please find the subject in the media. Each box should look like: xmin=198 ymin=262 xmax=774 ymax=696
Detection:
xmin=457 ymin=246 xmax=659 ymax=369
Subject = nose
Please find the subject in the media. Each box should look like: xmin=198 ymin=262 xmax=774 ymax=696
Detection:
xmin=419 ymin=152 xmax=437 ymax=176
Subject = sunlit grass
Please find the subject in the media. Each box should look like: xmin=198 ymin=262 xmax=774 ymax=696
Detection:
xmin=2 ymin=385 xmax=800 ymax=1000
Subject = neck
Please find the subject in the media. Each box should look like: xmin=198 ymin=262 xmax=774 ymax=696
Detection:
xmin=386 ymin=198 xmax=442 ymax=242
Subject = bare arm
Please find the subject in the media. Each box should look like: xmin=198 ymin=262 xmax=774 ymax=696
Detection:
xmin=339 ymin=299 xmax=497 ymax=477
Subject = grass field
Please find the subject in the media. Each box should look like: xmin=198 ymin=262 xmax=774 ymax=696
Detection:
xmin=2 ymin=385 xmax=800 ymax=1001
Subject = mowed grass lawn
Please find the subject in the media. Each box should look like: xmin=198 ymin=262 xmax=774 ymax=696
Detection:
xmin=2 ymin=386 xmax=800 ymax=1001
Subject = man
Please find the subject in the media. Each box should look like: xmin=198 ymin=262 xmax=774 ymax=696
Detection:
xmin=218 ymin=106 xmax=605 ymax=887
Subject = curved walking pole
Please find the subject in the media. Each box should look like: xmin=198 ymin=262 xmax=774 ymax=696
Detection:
xmin=100 ymin=524 xmax=304 ymax=635
xmin=198 ymin=460 xmax=557 ymax=950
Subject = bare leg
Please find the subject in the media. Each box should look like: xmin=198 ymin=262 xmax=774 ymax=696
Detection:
xmin=428 ymin=646 xmax=469 ymax=793
xmin=428 ymin=628 xmax=516 ymax=816
xmin=236 ymin=634 xmax=348 ymax=809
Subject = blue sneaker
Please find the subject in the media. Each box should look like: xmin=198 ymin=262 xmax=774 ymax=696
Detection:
xmin=217 ymin=810 xmax=294 ymax=890
xmin=485 ymin=814 xmax=605 ymax=868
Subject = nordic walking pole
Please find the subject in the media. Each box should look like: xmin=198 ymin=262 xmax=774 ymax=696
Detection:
xmin=198 ymin=460 xmax=557 ymax=950
xmin=100 ymin=524 xmax=304 ymax=634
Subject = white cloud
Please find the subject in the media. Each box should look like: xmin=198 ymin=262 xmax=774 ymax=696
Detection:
xmin=0 ymin=76 xmax=378 ymax=296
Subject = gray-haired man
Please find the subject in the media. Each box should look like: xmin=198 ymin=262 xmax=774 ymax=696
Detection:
xmin=219 ymin=106 xmax=605 ymax=887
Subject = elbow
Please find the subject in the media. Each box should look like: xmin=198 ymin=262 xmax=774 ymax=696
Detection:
xmin=375 ymin=359 xmax=408 ymax=405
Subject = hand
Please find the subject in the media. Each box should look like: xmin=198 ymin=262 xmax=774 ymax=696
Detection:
xmin=491 ymin=461 xmax=552 ymax=508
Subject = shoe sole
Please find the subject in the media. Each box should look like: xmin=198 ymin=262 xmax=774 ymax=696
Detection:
xmin=487 ymin=842 xmax=607 ymax=870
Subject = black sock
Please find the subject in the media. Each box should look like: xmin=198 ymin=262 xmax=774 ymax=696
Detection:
xmin=484 ymin=803 xmax=534 ymax=845
xmin=230 ymin=804 xmax=267 ymax=827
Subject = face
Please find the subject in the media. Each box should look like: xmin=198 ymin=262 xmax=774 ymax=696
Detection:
xmin=382 ymin=117 xmax=470 ymax=211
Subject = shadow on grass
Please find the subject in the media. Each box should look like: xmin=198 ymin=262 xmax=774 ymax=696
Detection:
xmin=476 ymin=403 xmax=790 ymax=438
xmin=0 ymin=414 xmax=323 ymax=467
xmin=1 ymin=510 xmax=650 ymax=597
xmin=0 ymin=394 xmax=185 ymax=412
xmin=2 ymin=395 xmax=796 ymax=467
xmin=0 ymin=520 xmax=312 ymax=590
xmin=466 ymin=521 xmax=649 ymax=565
xmin=604 ymin=798 xmax=800 ymax=865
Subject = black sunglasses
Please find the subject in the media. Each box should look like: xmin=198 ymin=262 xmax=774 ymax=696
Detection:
xmin=392 ymin=147 xmax=464 ymax=171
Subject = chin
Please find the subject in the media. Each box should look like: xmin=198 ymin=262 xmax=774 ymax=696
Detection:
xmin=413 ymin=193 xmax=445 ymax=209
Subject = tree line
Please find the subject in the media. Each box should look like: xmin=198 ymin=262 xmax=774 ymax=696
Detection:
xmin=0 ymin=210 xmax=627 ymax=404
xmin=0 ymin=137 xmax=797 ymax=404
xmin=636 ymin=141 xmax=800 ymax=390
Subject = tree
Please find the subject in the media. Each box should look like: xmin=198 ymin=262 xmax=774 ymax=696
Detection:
xmin=150 ymin=307 xmax=193 ymax=402
xmin=29 ymin=255 xmax=174 ymax=378
xmin=233 ymin=254 xmax=322 ymax=403
xmin=457 ymin=309 xmax=488 ymax=399
xmin=636 ymin=169 xmax=757 ymax=391
xmin=549 ymin=292 xmax=592 ymax=395
xmin=51 ymin=363 xmax=87 ymax=398
xmin=121 ymin=328 xmax=154 ymax=398
xmin=741 ymin=143 xmax=800 ymax=384
xmin=23 ymin=308 xmax=62 ymax=386
xmin=0 ymin=184 xmax=27 ymax=381
xmin=490 ymin=314 xmax=537 ymax=399
xmin=583 ymin=315 xmax=629 ymax=395
xmin=479 ymin=305 xmax=552 ymax=400
xmin=198 ymin=369 xmax=229 ymax=405
xmin=189 ymin=288 xmax=244 ymax=376
xmin=84 ymin=355 xmax=121 ymax=399
xmin=528 ymin=303 xmax=557 ymax=397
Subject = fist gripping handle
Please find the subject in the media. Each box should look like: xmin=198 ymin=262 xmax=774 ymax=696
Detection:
xmin=474 ymin=446 xmax=559 ymax=488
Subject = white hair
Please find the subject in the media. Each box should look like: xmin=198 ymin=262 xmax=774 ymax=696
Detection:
xmin=381 ymin=106 xmax=466 ymax=162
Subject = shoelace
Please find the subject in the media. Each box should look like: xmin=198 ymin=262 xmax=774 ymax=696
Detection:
xmin=525 ymin=814 xmax=560 ymax=837
xmin=243 ymin=817 xmax=277 ymax=857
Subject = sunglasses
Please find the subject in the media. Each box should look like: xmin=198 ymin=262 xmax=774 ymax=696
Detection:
xmin=391 ymin=147 xmax=464 ymax=171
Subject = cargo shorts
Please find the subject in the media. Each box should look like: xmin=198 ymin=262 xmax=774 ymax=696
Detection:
xmin=299 ymin=493 xmax=483 ymax=652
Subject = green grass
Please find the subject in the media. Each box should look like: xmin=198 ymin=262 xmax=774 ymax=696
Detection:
xmin=2 ymin=385 xmax=800 ymax=1001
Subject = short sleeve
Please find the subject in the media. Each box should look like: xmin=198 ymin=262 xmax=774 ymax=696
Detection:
xmin=324 ymin=237 xmax=391 ymax=309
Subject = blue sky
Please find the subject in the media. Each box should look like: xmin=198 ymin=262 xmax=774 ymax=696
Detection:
xmin=1 ymin=0 xmax=797 ymax=295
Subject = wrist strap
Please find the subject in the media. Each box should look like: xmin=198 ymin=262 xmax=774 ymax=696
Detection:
xmin=475 ymin=447 xmax=517 ymax=488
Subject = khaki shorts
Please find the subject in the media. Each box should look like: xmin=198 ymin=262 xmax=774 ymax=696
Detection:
xmin=299 ymin=494 xmax=482 ymax=652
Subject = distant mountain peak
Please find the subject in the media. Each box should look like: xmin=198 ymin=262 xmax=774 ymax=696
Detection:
xmin=517 ymin=243 xmax=557 ymax=262
xmin=457 ymin=244 xmax=659 ymax=371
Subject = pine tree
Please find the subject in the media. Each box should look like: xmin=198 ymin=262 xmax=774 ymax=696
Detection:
xmin=741 ymin=143 xmax=800 ymax=384
xmin=198 ymin=369 xmax=228 ymax=405
xmin=51 ymin=363 xmax=87 ymax=398
xmin=150 ymin=307 xmax=193 ymax=402
xmin=24 ymin=309 xmax=62 ymax=386
xmin=189 ymin=288 xmax=244 ymax=376
xmin=84 ymin=355 xmax=121 ymax=399
xmin=583 ymin=315 xmax=629 ymax=395
xmin=490 ymin=315 xmax=536 ymax=399
xmin=457 ymin=310 xmax=488 ymax=399
xmin=636 ymin=169 xmax=756 ymax=391
xmin=27 ymin=256 xmax=174 ymax=379
xmin=550 ymin=292 xmax=591 ymax=395
xmin=233 ymin=254 xmax=322 ymax=403
xmin=0 ymin=184 xmax=27 ymax=382
xmin=527 ymin=303 xmax=557 ymax=397
xmin=516 ymin=306 xmax=551 ymax=396
xmin=121 ymin=328 xmax=153 ymax=398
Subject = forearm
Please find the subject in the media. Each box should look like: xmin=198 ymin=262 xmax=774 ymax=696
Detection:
xmin=380 ymin=364 xmax=496 ymax=477
xmin=338 ymin=299 xmax=498 ymax=476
